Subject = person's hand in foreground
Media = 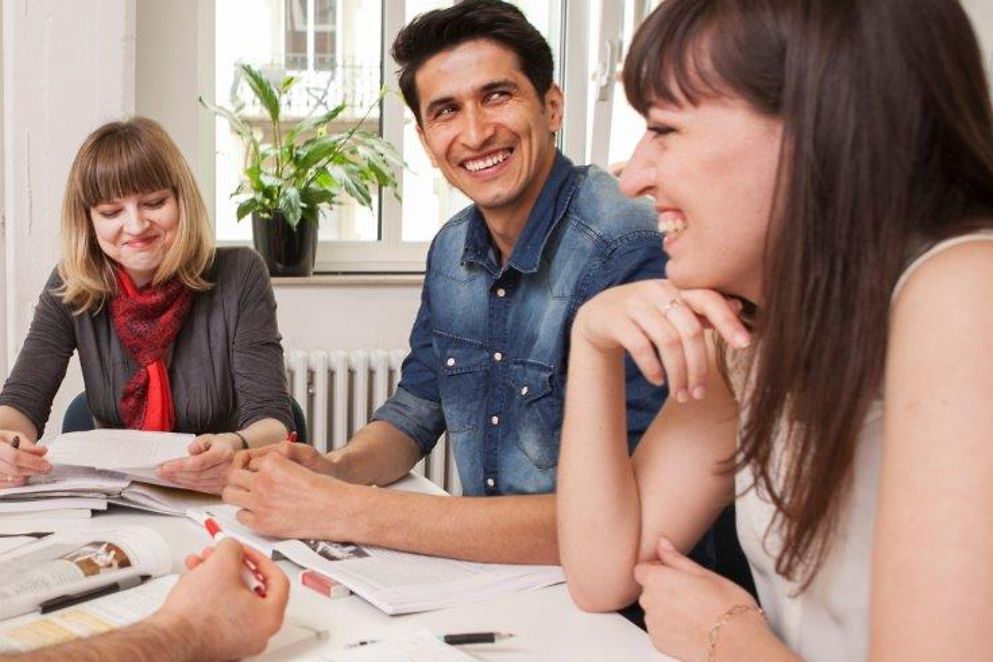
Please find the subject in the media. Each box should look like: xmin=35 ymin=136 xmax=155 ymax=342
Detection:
xmin=152 ymin=537 xmax=289 ymax=661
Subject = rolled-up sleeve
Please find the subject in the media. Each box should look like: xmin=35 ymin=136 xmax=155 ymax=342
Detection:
xmin=231 ymin=251 xmax=294 ymax=432
xmin=371 ymin=384 xmax=445 ymax=456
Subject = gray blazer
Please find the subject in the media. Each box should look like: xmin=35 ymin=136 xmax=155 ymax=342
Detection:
xmin=0 ymin=247 xmax=293 ymax=436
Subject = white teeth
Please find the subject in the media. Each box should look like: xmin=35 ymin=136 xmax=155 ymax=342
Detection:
xmin=659 ymin=218 xmax=686 ymax=236
xmin=464 ymin=150 xmax=510 ymax=172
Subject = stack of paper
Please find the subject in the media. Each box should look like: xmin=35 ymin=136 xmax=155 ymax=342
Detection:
xmin=0 ymin=432 xmax=221 ymax=518
xmin=0 ymin=466 xmax=128 ymax=519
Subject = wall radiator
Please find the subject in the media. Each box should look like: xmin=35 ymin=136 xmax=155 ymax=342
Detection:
xmin=284 ymin=350 xmax=462 ymax=495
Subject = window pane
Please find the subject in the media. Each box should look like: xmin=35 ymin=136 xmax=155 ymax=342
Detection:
xmin=214 ymin=0 xmax=382 ymax=243
xmin=400 ymin=0 xmax=562 ymax=242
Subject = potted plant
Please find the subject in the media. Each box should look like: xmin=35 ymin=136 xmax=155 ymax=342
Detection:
xmin=202 ymin=64 xmax=401 ymax=276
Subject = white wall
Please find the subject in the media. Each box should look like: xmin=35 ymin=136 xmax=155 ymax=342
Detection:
xmin=273 ymin=282 xmax=420 ymax=352
xmin=963 ymin=0 xmax=993 ymax=81
xmin=2 ymin=0 xmax=136 ymax=437
xmin=0 ymin=3 xmax=6 ymax=378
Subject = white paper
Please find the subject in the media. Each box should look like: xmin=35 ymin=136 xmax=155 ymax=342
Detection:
xmin=0 ymin=509 xmax=93 ymax=520
xmin=45 ymin=430 xmax=193 ymax=471
xmin=0 ymin=497 xmax=108 ymax=513
xmin=0 ymin=575 xmax=178 ymax=653
xmin=319 ymin=630 xmax=478 ymax=662
xmin=112 ymin=483 xmax=221 ymax=516
xmin=0 ymin=465 xmax=130 ymax=498
xmin=0 ymin=534 xmax=51 ymax=556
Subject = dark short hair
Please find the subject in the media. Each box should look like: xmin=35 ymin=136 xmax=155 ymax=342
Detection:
xmin=391 ymin=0 xmax=554 ymax=125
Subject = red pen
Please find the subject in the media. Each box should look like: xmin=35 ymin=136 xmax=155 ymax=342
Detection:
xmin=203 ymin=518 xmax=267 ymax=597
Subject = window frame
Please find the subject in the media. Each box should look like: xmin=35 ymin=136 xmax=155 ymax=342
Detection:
xmin=207 ymin=0 xmax=590 ymax=274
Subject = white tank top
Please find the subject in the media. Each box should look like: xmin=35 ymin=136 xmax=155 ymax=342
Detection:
xmin=734 ymin=230 xmax=993 ymax=661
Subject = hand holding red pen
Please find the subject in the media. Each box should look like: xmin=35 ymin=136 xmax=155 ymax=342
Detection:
xmin=154 ymin=538 xmax=288 ymax=661
xmin=203 ymin=518 xmax=268 ymax=597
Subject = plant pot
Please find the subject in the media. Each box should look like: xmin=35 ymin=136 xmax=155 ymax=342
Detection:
xmin=252 ymin=212 xmax=318 ymax=277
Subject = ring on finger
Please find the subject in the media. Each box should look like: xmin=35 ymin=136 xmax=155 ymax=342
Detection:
xmin=662 ymin=296 xmax=684 ymax=317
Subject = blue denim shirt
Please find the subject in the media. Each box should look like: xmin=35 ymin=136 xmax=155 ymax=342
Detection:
xmin=373 ymin=152 xmax=668 ymax=496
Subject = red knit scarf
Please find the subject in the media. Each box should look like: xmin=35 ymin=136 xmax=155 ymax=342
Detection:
xmin=110 ymin=267 xmax=193 ymax=431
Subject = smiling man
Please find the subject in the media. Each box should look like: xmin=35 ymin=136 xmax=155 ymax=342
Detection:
xmin=225 ymin=0 xmax=669 ymax=565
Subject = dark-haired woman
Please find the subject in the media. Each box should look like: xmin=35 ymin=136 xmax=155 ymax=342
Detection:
xmin=0 ymin=117 xmax=293 ymax=494
xmin=557 ymin=0 xmax=993 ymax=660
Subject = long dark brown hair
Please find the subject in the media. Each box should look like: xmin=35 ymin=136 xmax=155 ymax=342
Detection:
xmin=625 ymin=0 xmax=993 ymax=586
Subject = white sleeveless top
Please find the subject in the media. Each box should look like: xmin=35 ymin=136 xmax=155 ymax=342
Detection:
xmin=734 ymin=230 xmax=993 ymax=662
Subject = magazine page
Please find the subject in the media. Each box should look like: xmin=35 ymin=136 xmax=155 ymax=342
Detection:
xmin=0 ymin=526 xmax=172 ymax=621
xmin=0 ymin=575 xmax=178 ymax=653
xmin=187 ymin=504 xmax=564 ymax=616
xmin=277 ymin=537 xmax=564 ymax=615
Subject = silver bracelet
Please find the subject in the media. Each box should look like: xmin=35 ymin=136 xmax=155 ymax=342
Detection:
xmin=707 ymin=603 xmax=765 ymax=662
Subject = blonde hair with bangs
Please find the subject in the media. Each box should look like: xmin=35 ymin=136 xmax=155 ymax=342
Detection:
xmin=58 ymin=117 xmax=214 ymax=312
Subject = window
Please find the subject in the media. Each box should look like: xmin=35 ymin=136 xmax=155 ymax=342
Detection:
xmin=212 ymin=0 xmax=578 ymax=272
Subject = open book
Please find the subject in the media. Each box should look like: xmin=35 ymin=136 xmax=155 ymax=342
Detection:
xmin=0 ymin=526 xmax=172 ymax=621
xmin=44 ymin=430 xmax=193 ymax=486
xmin=187 ymin=474 xmax=565 ymax=615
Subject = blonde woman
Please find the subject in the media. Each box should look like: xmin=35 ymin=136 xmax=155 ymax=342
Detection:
xmin=0 ymin=117 xmax=292 ymax=493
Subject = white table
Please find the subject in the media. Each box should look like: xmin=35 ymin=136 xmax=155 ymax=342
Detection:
xmin=2 ymin=507 xmax=673 ymax=661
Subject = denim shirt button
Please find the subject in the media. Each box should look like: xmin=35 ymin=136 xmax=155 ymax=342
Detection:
xmin=486 ymin=477 xmax=496 ymax=488
xmin=520 ymin=385 xmax=529 ymax=396
xmin=493 ymin=352 xmax=503 ymax=362
xmin=446 ymin=357 xmax=456 ymax=367
xmin=490 ymin=415 xmax=500 ymax=426
xmin=495 ymin=287 xmax=507 ymax=298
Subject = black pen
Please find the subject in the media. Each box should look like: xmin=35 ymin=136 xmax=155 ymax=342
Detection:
xmin=39 ymin=575 xmax=149 ymax=614
xmin=443 ymin=632 xmax=514 ymax=645
xmin=346 ymin=631 xmax=514 ymax=649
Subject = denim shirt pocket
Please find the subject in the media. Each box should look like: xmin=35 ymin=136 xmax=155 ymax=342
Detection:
xmin=508 ymin=360 xmax=563 ymax=470
xmin=433 ymin=332 xmax=489 ymax=433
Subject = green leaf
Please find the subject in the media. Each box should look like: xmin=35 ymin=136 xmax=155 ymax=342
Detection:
xmin=280 ymin=75 xmax=298 ymax=93
xmin=244 ymin=164 xmax=263 ymax=190
xmin=235 ymin=198 xmax=259 ymax=221
xmin=300 ymin=188 xmax=336 ymax=207
xmin=240 ymin=64 xmax=282 ymax=125
xmin=297 ymin=135 xmax=346 ymax=170
xmin=260 ymin=172 xmax=283 ymax=189
xmin=286 ymin=102 xmax=347 ymax=144
xmin=278 ymin=187 xmax=302 ymax=228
